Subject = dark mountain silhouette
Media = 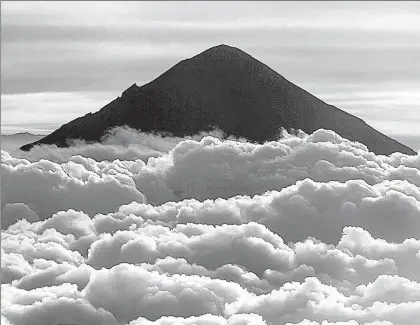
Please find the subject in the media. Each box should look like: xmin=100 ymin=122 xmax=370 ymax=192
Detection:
xmin=20 ymin=44 xmax=415 ymax=155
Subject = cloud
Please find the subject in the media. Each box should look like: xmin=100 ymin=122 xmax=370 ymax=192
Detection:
xmin=2 ymin=127 xmax=420 ymax=239
xmin=1 ymin=149 xmax=146 ymax=218
xmin=6 ymin=126 xmax=231 ymax=162
xmin=128 ymin=313 xmax=268 ymax=325
xmin=1 ymin=128 xmax=419 ymax=325
xmin=1 ymin=284 xmax=118 ymax=325
xmin=1 ymin=203 xmax=39 ymax=229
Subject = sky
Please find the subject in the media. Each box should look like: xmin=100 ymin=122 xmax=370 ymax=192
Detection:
xmin=1 ymin=1 xmax=420 ymax=150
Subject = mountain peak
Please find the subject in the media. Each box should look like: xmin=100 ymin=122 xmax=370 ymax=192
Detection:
xmin=206 ymin=44 xmax=241 ymax=52
xmin=19 ymin=45 xmax=416 ymax=156
xmin=198 ymin=44 xmax=250 ymax=59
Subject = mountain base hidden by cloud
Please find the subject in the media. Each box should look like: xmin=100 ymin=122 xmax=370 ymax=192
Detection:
xmin=20 ymin=45 xmax=416 ymax=157
xmin=1 ymin=126 xmax=420 ymax=325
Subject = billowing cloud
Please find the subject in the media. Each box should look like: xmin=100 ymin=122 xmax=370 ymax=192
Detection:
xmin=1 ymin=128 xmax=419 ymax=325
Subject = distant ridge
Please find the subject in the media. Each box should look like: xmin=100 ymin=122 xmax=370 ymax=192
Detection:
xmin=20 ymin=44 xmax=416 ymax=155
xmin=3 ymin=132 xmax=41 ymax=137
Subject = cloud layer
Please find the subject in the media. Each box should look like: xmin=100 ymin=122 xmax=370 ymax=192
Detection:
xmin=1 ymin=127 xmax=419 ymax=325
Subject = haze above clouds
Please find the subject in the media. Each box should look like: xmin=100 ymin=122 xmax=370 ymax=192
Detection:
xmin=1 ymin=1 xmax=420 ymax=149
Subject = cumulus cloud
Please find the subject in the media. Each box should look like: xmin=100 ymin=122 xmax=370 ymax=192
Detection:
xmin=8 ymin=126 xmax=234 ymax=163
xmin=1 ymin=127 xmax=419 ymax=325
xmin=1 ymin=150 xmax=146 ymax=218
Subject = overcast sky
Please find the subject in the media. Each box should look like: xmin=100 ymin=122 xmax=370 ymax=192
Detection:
xmin=1 ymin=1 xmax=420 ymax=149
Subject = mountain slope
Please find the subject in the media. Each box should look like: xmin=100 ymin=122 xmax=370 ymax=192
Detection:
xmin=20 ymin=44 xmax=416 ymax=155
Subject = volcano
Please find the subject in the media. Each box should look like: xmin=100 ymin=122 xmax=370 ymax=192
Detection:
xmin=20 ymin=44 xmax=416 ymax=155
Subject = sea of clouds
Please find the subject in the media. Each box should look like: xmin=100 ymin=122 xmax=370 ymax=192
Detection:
xmin=1 ymin=126 xmax=420 ymax=325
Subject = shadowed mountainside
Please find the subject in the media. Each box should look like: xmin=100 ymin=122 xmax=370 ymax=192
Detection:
xmin=20 ymin=44 xmax=416 ymax=155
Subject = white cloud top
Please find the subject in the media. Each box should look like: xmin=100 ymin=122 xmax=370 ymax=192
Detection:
xmin=1 ymin=127 xmax=419 ymax=325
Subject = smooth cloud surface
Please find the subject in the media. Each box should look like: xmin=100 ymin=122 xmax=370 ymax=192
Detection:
xmin=1 ymin=127 xmax=419 ymax=325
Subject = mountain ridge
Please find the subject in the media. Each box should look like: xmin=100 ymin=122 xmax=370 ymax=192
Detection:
xmin=20 ymin=44 xmax=416 ymax=155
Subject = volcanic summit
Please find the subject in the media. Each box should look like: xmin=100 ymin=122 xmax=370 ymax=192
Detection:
xmin=20 ymin=44 xmax=416 ymax=155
